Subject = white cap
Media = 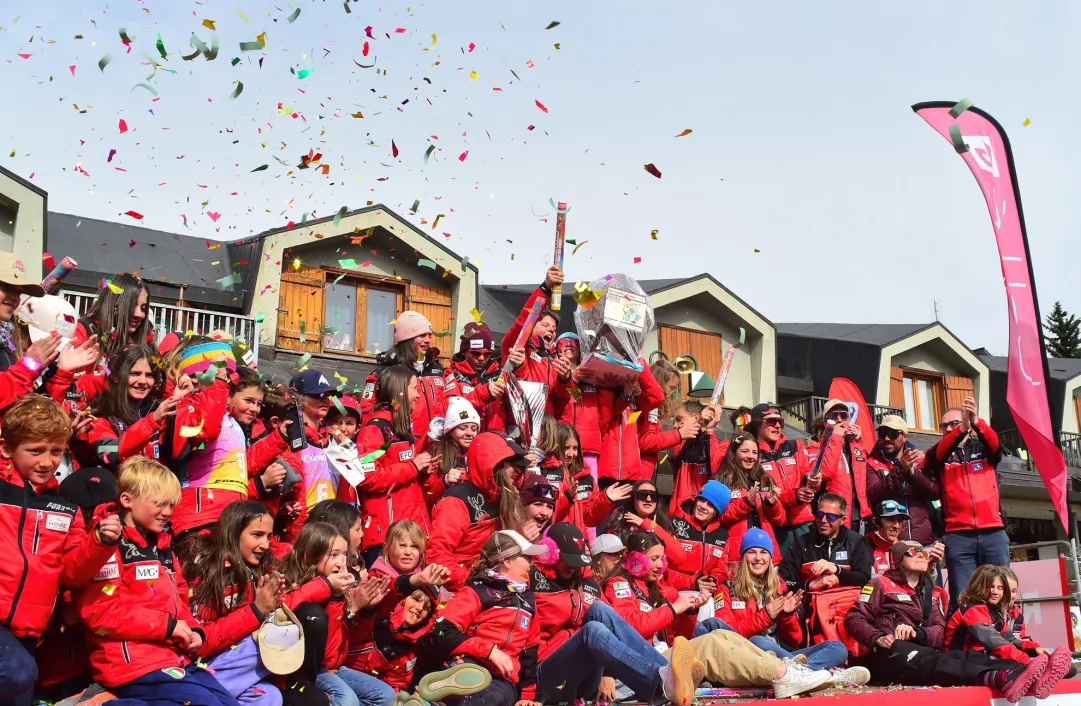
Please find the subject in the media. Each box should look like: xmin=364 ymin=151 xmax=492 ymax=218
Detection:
xmin=590 ymin=534 xmax=626 ymax=556
xmin=15 ymin=294 xmax=77 ymax=343
xmin=492 ymin=529 xmax=547 ymax=561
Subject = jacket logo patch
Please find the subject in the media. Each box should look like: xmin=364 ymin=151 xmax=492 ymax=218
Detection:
xmin=462 ymin=385 xmax=474 ymax=394
xmin=672 ymin=518 xmax=690 ymax=539
xmin=530 ymin=352 xmax=543 ymax=362
xmin=470 ymin=339 xmax=485 ymax=349
xmin=433 ymin=378 xmax=445 ymax=386
xmin=859 ymin=593 xmax=871 ymax=602
xmin=583 ymin=592 xmax=595 ymax=605
xmin=731 ymin=490 xmax=743 ymax=498
xmin=972 ymin=462 xmax=984 ymax=471
xmin=648 ymin=409 xmax=660 ymax=424
xmin=44 ymin=513 xmax=72 ymax=532
xmin=399 ymin=449 xmax=414 ymax=462
xmin=93 ymin=558 xmax=120 ymax=582
xmin=519 ymin=614 xmax=531 ymax=630
xmin=135 ymin=564 xmax=160 ymax=581
xmin=835 ymin=551 xmax=848 ymax=560
xmin=639 ymin=601 xmax=653 ymax=612
xmin=761 ymin=463 xmax=773 ymax=471
xmin=784 ymin=458 xmax=796 ymax=465
xmin=731 ymin=600 xmax=746 ymax=610
xmin=576 ymin=489 xmax=591 ymax=501
xmin=895 ymin=593 xmax=911 ymax=602
xmin=612 ymin=580 xmax=632 ymax=599
xmin=861 ymin=585 xmax=875 ymax=595
xmin=712 ymin=547 xmax=724 ymax=558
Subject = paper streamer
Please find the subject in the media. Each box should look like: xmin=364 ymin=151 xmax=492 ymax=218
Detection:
xmin=949 ymin=97 xmax=973 ymax=119
xmin=948 ymin=124 xmax=969 ymax=154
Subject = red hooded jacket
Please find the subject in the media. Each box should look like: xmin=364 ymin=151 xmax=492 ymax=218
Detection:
xmin=603 ymin=572 xmax=695 ymax=645
xmin=866 ymin=530 xmax=895 ymax=578
xmin=809 ymin=432 xmax=872 ymax=526
xmin=668 ymin=434 xmax=726 ymax=512
xmin=925 ymin=419 xmax=1003 ymax=533
xmin=716 ymin=578 xmax=803 ymax=645
xmin=426 ymin=434 xmax=513 ymax=592
xmin=0 ymin=358 xmax=45 ymax=419
xmin=553 ymin=468 xmax=614 ymax=537
xmin=718 ymin=488 xmax=785 ymax=567
xmin=553 ymin=383 xmax=601 ymax=455
xmin=0 ymin=459 xmax=115 ymax=639
xmin=337 ymin=408 xmax=430 ymax=551
xmin=665 ymin=504 xmax=731 ymax=590
xmin=345 ymin=591 xmax=437 ymax=691
xmin=530 ymin=563 xmax=604 ymax=661
xmin=758 ymin=434 xmax=839 ymax=527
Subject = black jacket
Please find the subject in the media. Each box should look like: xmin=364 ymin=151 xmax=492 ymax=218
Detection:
xmin=779 ymin=525 xmax=872 ymax=592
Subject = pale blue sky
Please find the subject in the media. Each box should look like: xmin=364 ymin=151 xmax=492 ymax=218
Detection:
xmin=2 ymin=1 xmax=1079 ymax=353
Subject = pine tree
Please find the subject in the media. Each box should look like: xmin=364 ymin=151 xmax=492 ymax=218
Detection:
xmin=1044 ymin=301 xmax=1081 ymax=358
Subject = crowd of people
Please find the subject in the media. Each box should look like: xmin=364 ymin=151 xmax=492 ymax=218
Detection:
xmin=0 ymin=260 xmax=1074 ymax=706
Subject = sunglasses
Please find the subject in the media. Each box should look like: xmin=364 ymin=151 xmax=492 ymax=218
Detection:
xmin=826 ymin=410 xmax=850 ymax=421
xmin=877 ymin=428 xmax=903 ymax=440
xmin=763 ymin=418 xmax=784 ymax=428
xmin=904 ymin=548 xmax=931 ymax=560
xmin=466 ymin=349 xmax=492 ymax=357
xmin=940 ymin=420 xmax=962 ymax=431
xmin=814 ymin=511 xmax=843 ymax=523
xmin=635 ymin=490 xmax=658 ymax=503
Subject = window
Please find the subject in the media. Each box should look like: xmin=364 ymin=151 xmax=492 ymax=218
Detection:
xmin=658 ymin=324 xmax=723 ymax=401
xmin=0 ymin=195 xmax=17 ymax=253
xmin=365 ymin=288 xmax=396 ymax=355
xmin=900 ymin=370 xmax=944 ymax=432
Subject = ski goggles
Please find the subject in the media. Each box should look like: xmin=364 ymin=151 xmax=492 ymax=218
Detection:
xmin=903 ymin=547 xmax=931 ymax=560
xmin=814 ymin=511 xmax=843 ymax=523
xmin=763 ymin=418 xmax=784 ymax=428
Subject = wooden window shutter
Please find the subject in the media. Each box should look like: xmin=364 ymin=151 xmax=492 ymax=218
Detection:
xmin=408 ymin=283 xmax=453 ymax=364
xmin=1074 ymin=396 xmax=1081 ymax=433
xmin=659 ymin=324 xmax=722 ymax=400
xmin=943 ymin=376 xmax=975 ymax=410
xmin=889 ymin=366 xmax=905 ymax=409
xmin=277 ymin=267 xmax=325 ymax=353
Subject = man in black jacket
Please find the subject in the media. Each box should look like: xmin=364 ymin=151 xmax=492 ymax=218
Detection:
xmin=779 ymin=493 xmax=873 ymax=593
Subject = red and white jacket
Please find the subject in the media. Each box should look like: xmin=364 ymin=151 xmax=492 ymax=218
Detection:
xmin=865 ymin=530 xmax=895 ymax=578
xmin=596 ymin=365 xmax=665 ymax=484
xmin=443 ymin=354 xmax=501 ymax=431
xmin=807 ymin=432 xmax=871 ymax=526
xmin=530 ymin=564 xmax=604 ymax=661
xmin=719 ymin=487 xmax=785 ymax=567
xmin=945 ymin=601 xmax=1031 ymax=663
xmin=345 ymin=592 xmax=436 ymax=691
xmin=665 ymin=504 xmax=731 ymax=590
xmin=338 ymin=408 xmax=430 ymax=551
xmin=716 ymin=579 xmax=803 ymax=646
xmin=637 ymin=408 xmax=682 ymax=483
xmin=0 ymin=459 xmax=114 ymax=639
xmin=667 ymin=434 xmax=725 ymax=512
xmin=553 ymin=468 xmax=615 ymax=538
xmin=603 ymin=572 xmax=695 ymax=645
xmin=925 ymin=419 xmax=1003 ymax=532
xmin=553 ymin=382 xmax=601 ymax=456
xmin=759 ymin=435 xmax=839 ymax=527
xmin=360 ymin=353 xmax=447 ymax=441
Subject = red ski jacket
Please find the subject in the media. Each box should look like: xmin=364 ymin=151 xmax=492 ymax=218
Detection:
xmin=637 ymin=408 xmax=682 ymax=482
xmin=553 ymin=469 xmax=615 ymax=537
xmin=345 ymin=593 xmax=436 ymax=691
xmin=668 ymin=434 xmax=726 ymax=512
xmin=596 ymin=365 xmax=665 ymax=483
xmin=360 ymin=353 xmax=447 ymax=440
xmin=530 ymin=564 xmax=604 ymax=661
xmin=716 ymin=579 xmax=803 ymax=645
xmin=428 ymin=574 xmax=540 ymax=699
xmin=44 ymin=369 xmax=110 ymax=412
xmin=337 ymin=409 xmax=430 ymax=551
xmin=665 ymin=504 xmax=731 ymax=590
xmin=0 ymin=358 xmax=45 ymax=419
xmin=718 ymin=487 xmax=785 ymax=567
xmin=76 ymin=517 xmax=205 ymax=688
xmin=925 ymin=420 xmax=1003 ymax=532
xmin=865 ymin=446 xmax=940 ymax=545
xmin=426 ymin=434 xmax=509 ymax=591
xmin=945 ymin=601 xmax=1031 ymax=663
xmin=444 ymin=355 xmax=501 ymax=431
xmin=552 ymin=382 xmax=601 ymax=455
xmin=866 ymin=530 xmax=895 ymax=578
xmin=1006 ymin=604 xmax=1041 ymax=652
xmin=603 ymin=573 xmax=695 ymax=645
xmin=759 ymin=435 xmax=836 ymax=527
xmin=809 ymin=433 xmax=872 ymax=526
xmin=0 ymin=459 xmax=115 ymax=639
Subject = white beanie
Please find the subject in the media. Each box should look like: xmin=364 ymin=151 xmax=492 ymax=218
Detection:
xmin=431 ymin=397 xmax=482 ymax=439
xmin=393 ymin=311 xmax=432 ymax=344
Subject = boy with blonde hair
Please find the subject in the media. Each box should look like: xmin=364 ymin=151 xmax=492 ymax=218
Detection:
xmin=76 ymin=456 xmax=236 ymax=706
xmin=0 ymin=395 xmax=120 ymax=705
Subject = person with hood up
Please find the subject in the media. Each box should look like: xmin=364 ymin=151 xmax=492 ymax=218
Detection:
xmin=360 ymin=311 xmax=446 ymax=440
xmin=443 ymin=322 xmax=505 ymax=430
xmin=425 ymin=432 xmax=534 ymax=592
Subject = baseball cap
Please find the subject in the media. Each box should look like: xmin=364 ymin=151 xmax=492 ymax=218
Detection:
xmin=257 ymin=604 xmax=305 ymax=675
xmin=547 ymin=522 xmax=592 ymax=568
xmin=890 ymin=539 xmax=926 ymax=566
xmin=749 ymin=403 xmax=782 ymax=424
xmin=878 ymin=500 xmax=910 ymax=519
xmin=490 ymin=529 xmax=547 ymax=562
xmin=822 ymin=398 xmax=847 ymax=416
xmin=15 ymin=294 xmax=77 ymax=343
xmin=590 ymin=534 xmax=625 ymax=557
xmin=877 ymin=415 xmax=909 ymax=435
xmin=290 ymin=369 xmax=339 ymax=396
xmin=519 ymin=472 xmax=558 ymax=505
xmin=0 ymin=258 xmax=44 ymax=298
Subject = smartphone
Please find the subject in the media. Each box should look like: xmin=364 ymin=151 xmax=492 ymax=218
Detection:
xmin=282 ymin=402 xmax=307 ymax=452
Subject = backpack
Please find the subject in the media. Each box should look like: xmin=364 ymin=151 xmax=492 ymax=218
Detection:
xmin=806 ymin=586 xmax=867 ymax=657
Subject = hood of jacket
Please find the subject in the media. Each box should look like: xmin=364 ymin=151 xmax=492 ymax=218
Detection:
xmin=466 ymin=433 xmax=519 ymax=503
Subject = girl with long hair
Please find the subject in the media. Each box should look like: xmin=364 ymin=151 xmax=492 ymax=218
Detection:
xmin=552 ymin=422 xmax=630 ymax=539
xmin=601 ymin=480 xmax=685 ymax=561
xmin=637 ymin=357 xmax=688 ymax=480
xmin=71 ymin=273 xmax=154 ymax=370
xmin=423 ymin=396 xmax=481 ymax=508
xmin=339 ymin=365 xmax=435 ymax=567
xmin=713 ymin=433 xmax=785 ymax=567
xmin=308 ymin=499 xmax=365 ymax=574
xmin=426 ymin=431 xmax=533 ymax=592
xmin=279 ymin=522 xmax=395 ymax=706
xmin=718 ymin=529 xmax=854 ymax=676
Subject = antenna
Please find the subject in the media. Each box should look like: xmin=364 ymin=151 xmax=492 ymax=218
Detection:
xmin=933 ymin=299 xmax=941 ymax=322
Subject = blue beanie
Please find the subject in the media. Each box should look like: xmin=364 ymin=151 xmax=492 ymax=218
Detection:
xmin=696 ymin=480 xmax=731 ymax=516
xmin=740 ymin=528 xmax=774 ymax=558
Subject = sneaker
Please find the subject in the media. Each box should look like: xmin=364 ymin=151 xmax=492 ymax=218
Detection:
xmin=999 ymin=653 xmax=1048 ymax=704
xmin=660 ymin=636 xmax=701 ymax=706
xmin=829 ymin=666 xmax=871 ymax=688
xmin=773 ymin=662 xmax=834 ymax=699
xmin=1031 ymin=647 xmax=1072 ymax=699
xmin=417 ymin=663 xmax=492 ymax=702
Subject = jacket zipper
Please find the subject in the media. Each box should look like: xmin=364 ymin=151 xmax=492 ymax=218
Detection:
xmin=502 ymin=599 xmax=521 ymax=649
xmin=31 ymin=511 xmax=41 ymax=554
xmin=963 ymin=462 xmax=977 ymax=530
xmin=2 ymin=483 xmax=31 ymax=626
xmin=121 ymin=641 xmax=132 ymax=663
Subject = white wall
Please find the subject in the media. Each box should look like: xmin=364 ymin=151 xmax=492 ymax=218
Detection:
xmin=891 ymin=344 xmax=968 ymax=376
xmin=1063 ymin=377 xmax=1081 ymax=435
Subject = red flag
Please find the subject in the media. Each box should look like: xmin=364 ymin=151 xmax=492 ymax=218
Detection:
xmin=828 ymin=377 xmax=875 ymax=456
xmin=914 ymin=101 xmax=1068 ymax=531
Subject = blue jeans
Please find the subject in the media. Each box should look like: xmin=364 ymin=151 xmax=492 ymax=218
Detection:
xmin=694 ymin=617 xmax=735 ymax=637
xmin=0 ymin=626 xmax=36 ymax=706
xmin=317 ymin=667 xmax=395 ymax=706
xmin=111 ymin=666 xmax=238 ymax=706
xmin=943 ymin=529 xmax=1010 ymax=612
xmin=537 ymin=601 xmax=668 ymax=702
xmin=748 ymin=636 xmax=849 ymax=671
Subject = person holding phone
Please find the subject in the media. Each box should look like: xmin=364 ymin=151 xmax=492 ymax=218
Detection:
xmin=713 ymin=433 xmax=785 ymax=569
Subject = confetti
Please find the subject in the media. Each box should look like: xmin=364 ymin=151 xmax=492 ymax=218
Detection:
xmin=424 ymin=145 xmax=436 ymax=163
xmin=633 ymin=257 xmax=642 ymax=264
xmin=470 ymin=307 xmax=484 ymax=325
xmin=949 ymin=97 xmax=973 ymax=119
xmin=410 ymin=199 xmax=420 ymax=214
xmin=118 ymin=119 xmax=129 ymax=134
xmin=98 ymin=54 xmax=114 ymax=71
xmin=572 ymin=240 xmax=588 ymax=255
xmin=332 ymin=397 xmax=348 ymax=415
xmin=1023 ymin=118 xmax=1031 ymax=127
xmin=202 ymin=19 xmax=217 ymax=31
xmin=107 ymin=282 xmax=124 ymax=295
xmin=458 ymin=151 xmax=468 ymax=162
xmin=181 ymin=421 xmax=206 ymax=437
xmin=119 ymin=28 xmax=136 ymax=43
xmin=643 ymin=163 xmax=662 ymax=179
xmin=423 ymin=33 xmax=437 ymax=51
xmin=545 ymin=21 xmax=561 ymax=29
xmin=17 ymin=53 xmax=31 ymax=60
xmin=564 ymin=237 xmax=577 ymax=245
xmin=239 ymin=41 xmax=264 ymax=52
xmin=948 ymin=124 xmax=969 ymax=154
xmin=433 ymin=214 xmax=444 ymax=229
xmin=207 ymin=212 xmax=222 ymax=222
xmin=255 ymin=313 xmax=265 ymax=323
xmin=651 ymin=230 xmax=659 ymax=240
xmin=535 ymin=99 xmax=549 ymax=113
xmin=627 ymin=410 xmax=641 ymax=424
xmin=238 ymin=10 xmax=249 ymax=23
xmin=468 ymin=71 xmax=479 ymax=80
xmin=339 ymin=258 xmax=357 ymax=268
xmin=675 ymin=129 xmax=693 ymax=137
xmin=294 ymin=68 xmax=314 ymax=79
xmin=101 ymin=585 xmax=118 ymax=596
xmin=132 ymin=83 xmax=158 ymax=97
xmin=392 ymin=140 xmax=399 ymax=158
xmin=554 ymin=43 xmax=561 ymax=50
xmin=334 ymin=206 xmax=347 ymax=227
xmin=297 ymin=353 xmax=312 ymax=370
xmin=228 ymin=81 xmax=243 ymax=99
xmin=287 ymin=7 xmax=301 ymax=23
xmin=156 ymin=34 xmax=168 ymax=59
xmin=251 ymin=164 xmax=269 ymax=172
xmin=418 ymin=259 xmax=436 ymax=269
xmin=216 ymin=273 xmax=241 ymax=288
xmin=123 ymin=210 xmax=143 ymax=219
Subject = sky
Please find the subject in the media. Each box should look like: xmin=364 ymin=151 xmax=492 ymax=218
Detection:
xmin=2 ymin=0 xmax=1080 ymax=355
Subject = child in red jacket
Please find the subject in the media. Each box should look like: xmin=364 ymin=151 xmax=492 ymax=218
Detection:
xmin=0 ymin=396 xmax=120 ymax=703
xmin=75 ymin=456 xmax=235 ymax=705
xmin=423 ymin=396 xmax=481 ymax=508
xmin=367 ymin=520 xmax=450 ymax=621
xmin=668 ymin=400 xmax=726 ymax=511
xmin=338 ymin=365 xmax=435 ymax=567
xmin=345 ymin=583 xmax=440 ymax=691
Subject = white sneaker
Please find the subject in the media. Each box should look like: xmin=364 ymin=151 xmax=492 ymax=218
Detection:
xmin=829 ymin=666 xmax=870 ymax=688
xmin=773 ymin=663 xmax=834 ymax=699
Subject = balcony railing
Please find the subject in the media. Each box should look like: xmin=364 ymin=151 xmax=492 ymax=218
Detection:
xmin=1000 ymin=428 xmax=1081 ymax=470
xmin=779 ymin=395 xmax=904 ymax=434
xmin=60 ymin=290 xmax=260 ymax=360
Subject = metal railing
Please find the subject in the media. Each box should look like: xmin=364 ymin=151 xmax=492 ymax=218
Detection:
xmin=1000 ymin=428 xmax=1081 ymax=469
xmin=778 ymin=395 xmax=903 ymax=433
xmin=60 ymin=290 xmax=260 ymax=359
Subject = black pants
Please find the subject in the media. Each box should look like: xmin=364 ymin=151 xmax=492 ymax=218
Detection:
xmin=291 ymin=603 xmax=330 ymax=686
xmin=858 ymin=640 xmax=1022 ymax=687
xmin=449 ymin=659 xmax=518 ymax=706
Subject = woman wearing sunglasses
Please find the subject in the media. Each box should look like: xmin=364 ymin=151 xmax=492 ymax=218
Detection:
xmin=845 ymin=541 xmax=1057 ymax=702
xmin=601 ymin=481 xmax=688 ymax=560
xmin=713 ymin=434 xmax=785 ymax=569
